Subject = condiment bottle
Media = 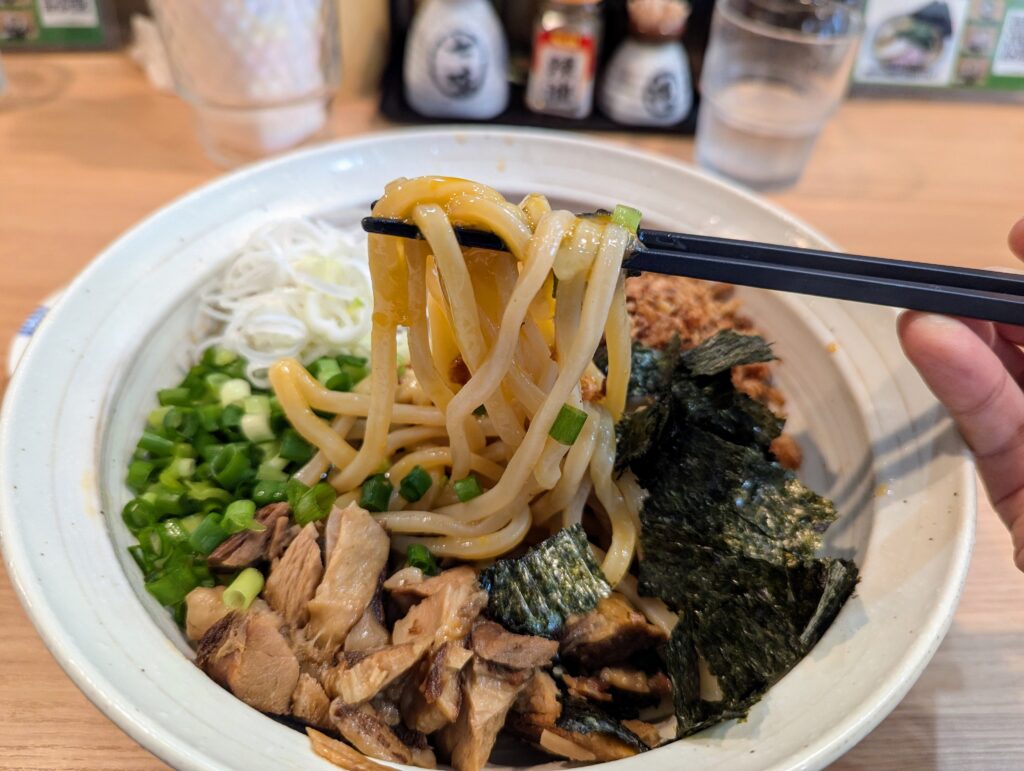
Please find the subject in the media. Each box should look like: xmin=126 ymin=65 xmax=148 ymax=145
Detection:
xmin=403 ymin=0 xmax=509 ymax=120
xmin=600 ymin=0 xmax=693 ymax=126
xmin=525 ymin=0 xmax=604 ymax=119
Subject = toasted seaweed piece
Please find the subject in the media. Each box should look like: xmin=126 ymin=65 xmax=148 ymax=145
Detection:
xmin=480 ymin=524 xmax=611 ymax=639
xmin=637 ymin=427 xmax=835 ymax=566
xmin=555 ymin=699 xmax=649 ymax=754
xmin=661 ymin=550 xmax=859 ymax=737
xmin=617 ymin=331 xmax=858 ymax=736
xmin=615 ymin=332 xmax=778 ymax=469
xmin=679 ymin=329 xmax=775 ymax=377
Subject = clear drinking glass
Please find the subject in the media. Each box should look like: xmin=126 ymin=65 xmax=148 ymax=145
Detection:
xmin=695 ymin=0 xmax=862 ymax=190
xmin=150 ymin=0 xmax=341 ymax=167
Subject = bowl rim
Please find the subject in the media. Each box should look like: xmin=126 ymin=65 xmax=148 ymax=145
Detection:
xmin=0 ymin=125 xmax=976 ymax=771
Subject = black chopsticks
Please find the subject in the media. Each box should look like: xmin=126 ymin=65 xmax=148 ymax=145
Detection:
xmin=361 ymin=217 xmax=1024 ymax=326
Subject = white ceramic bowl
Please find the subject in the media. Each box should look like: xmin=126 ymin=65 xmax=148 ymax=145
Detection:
xmin=0 ymin=128 xmax=974 ymax=771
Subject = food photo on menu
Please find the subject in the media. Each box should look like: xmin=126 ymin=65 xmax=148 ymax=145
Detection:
xmin=0 ymin=1 xmax=1023 ymax=770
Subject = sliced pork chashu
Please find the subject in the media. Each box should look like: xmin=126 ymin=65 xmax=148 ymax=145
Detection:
xmin=196 ymin=608 xmax=300 ymax=715
xmin=438 ymin=623 xmax=559 ymax=771
xmin=302 ymin=503 xmax=389 ymax=661
xmin=330 ymin=699 xmax=437 ymax=769
xmin=264 ymin=523 xmax=322 ymax=628
xmin=206 ymin=502 xmax=290 ymax=570
xmin=559 ymin=593 xmax=667 ymax=669
xmin=400 ymin=640 xmax=474 ymax=734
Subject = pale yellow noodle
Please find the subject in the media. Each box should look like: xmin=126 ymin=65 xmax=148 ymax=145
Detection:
xmin=603 ymin=273 xmax=631 ymax=421
xmin=589 ymin=407 xmax=636 ymax=586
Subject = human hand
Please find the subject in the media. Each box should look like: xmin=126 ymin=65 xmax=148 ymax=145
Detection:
xmin=898 ymin=218 xmax=1024 ymax=572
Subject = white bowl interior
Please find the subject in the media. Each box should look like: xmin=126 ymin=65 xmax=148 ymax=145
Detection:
xmin=1 ymin=129 xmax=974 ymax=771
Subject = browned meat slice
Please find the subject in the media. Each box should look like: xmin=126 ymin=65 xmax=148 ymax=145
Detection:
xmin=267 ymin=519 xmax=299 ymax=562
xmin=513 ymin=671 xmax=561 ymax=727
xmin=345 ymin=568 xmax=389 ymax=653
xmin=344 ymin=608 xmax=390 ymax=653
xmin=304 ymin=503 xmax=389 ymax=660
xmin=264 ymin=524 xmax=322 ymax=628
xmin=207 ymin=502 xmax=290 ymax=570
xmin=323 ymin=504 xmax=342 ymax=559
xmin=196 ymin=609 xmax=300 ymax=714
xmin=307 ymin=727 xmax=392 ymax=771
xmin=436 ymin=656 xmax=533 ymax=771
xmin=291 ymin=672 xmax=331 ymax=730
xmin=184 ymin=586 xmax=230 ymax=641
xmin=392 ymin=566 xmax=488 ymax=649
xmin=559 ymin=593 xmax=667 ymax=669
xmin=599 ymin=667 xmax=672 ymax=698
xmin=622 ymin=719 xmax=664 ymax=749
xmin=471 ymin=622 xmax=559 ymax=670
xmin=400 ymin=641 xmax=474 ymax=734
xmin=330 ymin=700 xmax=437 ymax=769
xmin=324 ymin=642 xmax=428 ymax=705
xmin=535 ymin=726 xmax=642 ymax=762
xmin=562 ymin=673 xmax=612 ymax=703
xmin=384 ymin=565 xmax=428 ymax=615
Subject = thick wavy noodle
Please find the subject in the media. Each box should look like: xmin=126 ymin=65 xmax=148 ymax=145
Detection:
xmin=269 ymin=177 xmax=638 ymax=586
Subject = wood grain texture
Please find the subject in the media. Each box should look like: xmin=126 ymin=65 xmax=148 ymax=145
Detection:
xmin=1 ymin=52 xmax=1022 ymax=770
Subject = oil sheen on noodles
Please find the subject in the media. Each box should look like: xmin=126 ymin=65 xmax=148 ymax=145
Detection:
xmin=269 ymin=177 xmax=638 ymax=586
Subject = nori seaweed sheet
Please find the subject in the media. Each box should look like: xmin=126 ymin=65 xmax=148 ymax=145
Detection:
xmin=618 ymin=331 xmax=859 ymax=737
xmin=480 ymin=524 xmax=612 ymax=638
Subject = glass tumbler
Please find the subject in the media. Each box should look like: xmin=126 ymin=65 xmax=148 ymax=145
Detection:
xmin=151 ymin=0 xmax=341 ymax=166
xmin=694 ymin=0 xmax=862 ymax=190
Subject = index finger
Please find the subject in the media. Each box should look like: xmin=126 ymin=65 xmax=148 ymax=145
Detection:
xmin=1009 ymin=217 xmax=1024 ymax=261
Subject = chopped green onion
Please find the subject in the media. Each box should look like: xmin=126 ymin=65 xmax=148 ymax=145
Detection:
xmin=223 ymin=567 xmax=264 ymax=611
xmin=359 ymin=473 xmax=393 ymax=513
xmin=256 ymin=461 xmax=288 ymax=481
xmin=122 ymin=498 xmax=157 ymax=530
xmin=337 ymin=353 xmax=367 ymax=368
xmin=220 ymin=404 xmax=244 ymax=430
xmin=179 ymin=513 xmax=204 ymax=534
xmin=406 ymin=544 xmax=440 ymax=576
xmin=549 ymin=403 xmax=588 ymax=445
xmin=145 ymin=565 xmax=199 ymax=606
xmin=188 ymin=513 xmax=230 ymax=555
xmin=294 ymin=482 xmax=337 ymax=525
xmin=158 ymin=386 xmax=192 ymax=407
xmin=127 ymin=460 xmax=155 ymax=492
xmin=243 ymin=395 xmax=271 ymax=416
xmin=399 ymin=466 xmax=432 ymax=503
xmin=611 ymin=204 xmax=642 ymax=234
xmin=325 ymin=370 xmax=352 ymax=392
xmin=157 ymin=519 xmax=189 ymax=545
xmin=151 ymin=486 xmax=185 ymax=517
xmin=279 ymin=429 xmax=315 ymax=464
xmin=453 ymin=475 xmax=483 ymax=502
xmin=127 ymin=544 xmax=151 ymax=572
xmin=223 ymin=499 xmax=258 ymax=534
xmin=240 ymin=413 xmax=275 ymax=443
xmin=253 ymin=479 xmax=289 ymax=507
xmin=166 ymin=408 xmax=199 ymax=439
xmin=219 ymin=378 xmax=252 ymax=406
xmin=184 ymin=480 xmax=232 ymax=503
xmin=204 ymin=372 xmax=230 ymax=397
xmin=147 ymin=406 xmax=173 ymax=429
xmin=202 ymin=346 xmax=239 ymax=368
xmin=310 ymin=357 xmax=342 ymax=386
xmin=171 ymin=442 xmax=197 ymax=459
xmin=211 ymin=445 xmax=251 ymax=489
xmin=138 ymin=431 xmax=175 ymax=457
xmin=197 ymin=404 xmax=221 ymax=432
xmin=286 ymin=478 xmax=310 ymax=510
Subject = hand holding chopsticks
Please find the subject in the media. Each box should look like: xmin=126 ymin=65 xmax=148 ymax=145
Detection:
xmin=361 ymin=216 xmax=1024 ymax=326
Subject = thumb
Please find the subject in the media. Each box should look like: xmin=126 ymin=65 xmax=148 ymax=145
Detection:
xmin=898 ymin=311 xmax=1024 ymax=571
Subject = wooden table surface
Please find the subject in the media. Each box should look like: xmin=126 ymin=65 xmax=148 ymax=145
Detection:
xmin=1 ymin=52 xmax=1022 ymax=770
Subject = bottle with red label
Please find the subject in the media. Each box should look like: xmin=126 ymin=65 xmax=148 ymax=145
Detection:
xmin=525 ymin=0 xmax=604 ymax=119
